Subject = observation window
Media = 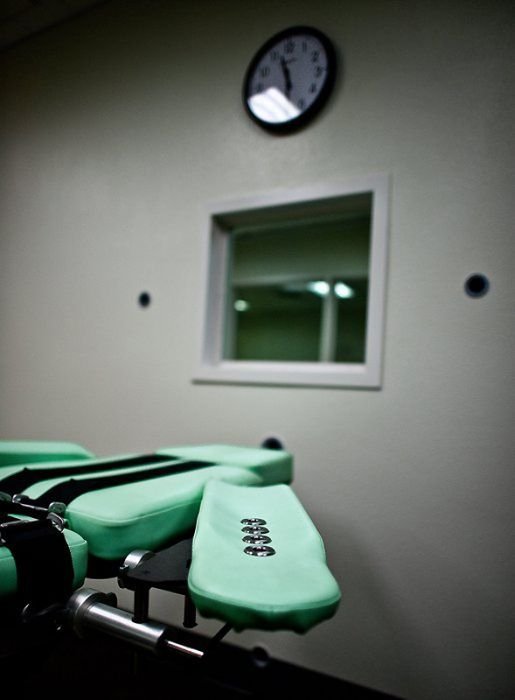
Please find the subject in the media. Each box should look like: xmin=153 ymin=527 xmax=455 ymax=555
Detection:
xmin=195 ymin=176 xmax=389 ymax=388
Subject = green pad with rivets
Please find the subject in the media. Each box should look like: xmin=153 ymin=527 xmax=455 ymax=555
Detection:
xmin=1 ymin=445 xmax=293 ymax=562
xmin=188 ymin=480 xmax=341 ymax=633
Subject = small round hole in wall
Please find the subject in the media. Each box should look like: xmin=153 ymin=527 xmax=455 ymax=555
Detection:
xmin=260 ymin=436 xmax=284 ymax=450
xmin=138 ymin=292 xmax=152 ymax=308
xmin=464 ymin=274 xmax=489 ymax=298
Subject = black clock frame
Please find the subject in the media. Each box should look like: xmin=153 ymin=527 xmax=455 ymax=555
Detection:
xmin=242 ymin=26 xmax=337 ymax=135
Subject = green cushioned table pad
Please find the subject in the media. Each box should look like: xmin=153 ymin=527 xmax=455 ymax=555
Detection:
xmin=188 ymin=480 xmax=341 ymax=633
xmin=0 ymin=440 xmax=94 ymax=467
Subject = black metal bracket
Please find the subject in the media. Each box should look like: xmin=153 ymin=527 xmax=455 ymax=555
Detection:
xmin=118 ymin=538 xmax=197 ymax=628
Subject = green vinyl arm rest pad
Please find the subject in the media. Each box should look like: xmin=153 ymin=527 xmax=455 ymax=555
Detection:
xmin=188 ymin=480 xmax=341 ymax=633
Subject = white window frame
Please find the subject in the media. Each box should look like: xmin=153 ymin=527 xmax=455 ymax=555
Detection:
xmin=194 ymin=174 xmax=389 ymax=389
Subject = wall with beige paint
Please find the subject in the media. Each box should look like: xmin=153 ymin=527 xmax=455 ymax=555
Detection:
xmin=1 ymin=2 xmax=514 ymax=698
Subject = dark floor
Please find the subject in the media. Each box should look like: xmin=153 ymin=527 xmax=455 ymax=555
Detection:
xmin=2 ymin=625 xmax=401 ymax=699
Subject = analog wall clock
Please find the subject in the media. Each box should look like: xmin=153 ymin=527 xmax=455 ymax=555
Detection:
xmin=243 ymin=26 xmax=337 ymax=134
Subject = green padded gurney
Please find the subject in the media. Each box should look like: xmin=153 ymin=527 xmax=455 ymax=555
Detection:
xmin=188 ymin=480 xmax=341 ymax=633
xmin=1 ymin=442 xmax=340 ymax=648
xmin=0 ymin=445 xmax=293 ymax=561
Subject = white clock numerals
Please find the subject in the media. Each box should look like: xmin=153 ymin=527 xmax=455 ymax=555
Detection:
xmin=251 ymin=34 xmax=327 ymax=112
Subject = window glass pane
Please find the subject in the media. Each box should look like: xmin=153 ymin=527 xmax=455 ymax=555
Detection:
xmin=335 ymin=279 xmax=368 ymax=363
xmin=228 ymin=284 xmax=322 ymax=361
xmin=223 ymin=209 xmax=371 ymax=363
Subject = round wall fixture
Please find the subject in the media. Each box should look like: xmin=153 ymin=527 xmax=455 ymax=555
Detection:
xmin=138 ymin=291 xmax=152 ymax=307
xmin=464 ymin=274 xmax=490 ymax=298
xmin=260 ymin=436 xmax=284 ymax=450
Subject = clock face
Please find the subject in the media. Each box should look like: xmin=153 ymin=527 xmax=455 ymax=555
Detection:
xmin=243 ymin=26 xmax=336 ymax=133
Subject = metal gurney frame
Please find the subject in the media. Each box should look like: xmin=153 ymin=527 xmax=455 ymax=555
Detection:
xmin=0 ymin=441 xmax=341 ymax=662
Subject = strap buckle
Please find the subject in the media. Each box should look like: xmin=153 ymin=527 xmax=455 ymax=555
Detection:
xmin=46 ymin=512 xmax=65 ymax=533
xmin=0 ymin=493 xmax=66 ymax=545
xmin=0 ymin=491 xmax=66 ymax=521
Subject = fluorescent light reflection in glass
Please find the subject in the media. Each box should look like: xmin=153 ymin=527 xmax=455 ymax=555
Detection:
xmin=307 ymin=280 xmax=331 ymax=296
xmin=234 ymin=299 xmax=250 ymax=312
xmin=306 ymin=280 xmax=355 ymax=299
xmin=334 ymin=282 xmax=355 ymax=299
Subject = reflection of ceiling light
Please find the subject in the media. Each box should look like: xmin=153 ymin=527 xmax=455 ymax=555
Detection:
xmin=284 ymin=280 xmax=355 ymax=299
xmin=307 ymin=280 xmax=330 ymax=296
xmin=335 ymin=282 xmax=355 ymax=299
xmin=234 ymin=299 xmax=249 ymax=312
xmin=248 ymin=87 xmax=301 ymax=124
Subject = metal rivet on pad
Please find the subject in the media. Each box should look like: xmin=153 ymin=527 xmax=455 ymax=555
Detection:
xmin=242 ymin=526 xmax=269 ymax=535
xmin=242 ymin=534 xmax=272 ymax=545
xmin=244 ymin=545 xmax=276 ymax=557
xmin=241 ymin=518 xmax=267 ymax=526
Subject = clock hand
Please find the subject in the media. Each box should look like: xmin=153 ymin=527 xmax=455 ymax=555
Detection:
xmin=280 ymin=57 xmax=293 ymax=98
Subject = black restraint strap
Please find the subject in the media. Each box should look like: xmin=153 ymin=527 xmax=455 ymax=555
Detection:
xmin=1 ymin=518 xmax=74 ymax=607
xmin=30 ymin=459 xmax=214 ymax=508
xmin=0 ymin=453 xmax=175 ymax=494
